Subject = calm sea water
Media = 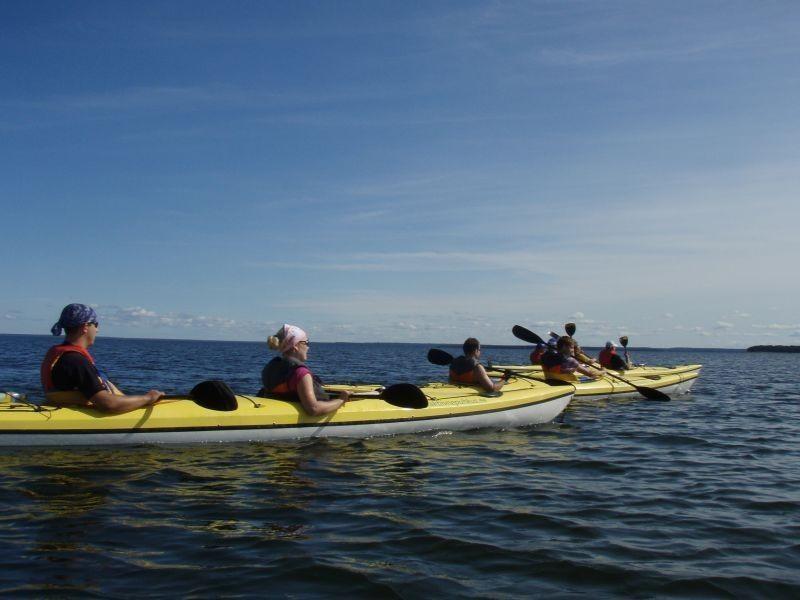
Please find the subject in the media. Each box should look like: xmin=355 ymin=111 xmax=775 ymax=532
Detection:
xmin=1 ymin=334 xmax=798 ymax=598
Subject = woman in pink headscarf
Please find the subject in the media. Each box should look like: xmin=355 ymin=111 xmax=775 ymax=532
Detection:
xmin=260 ymin=324 xmax=352 ymax=416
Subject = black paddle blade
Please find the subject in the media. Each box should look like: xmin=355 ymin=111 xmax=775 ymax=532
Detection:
xmin=380 ymin=383 xmax=428 ymax=409
xmin=427 ymin=348 xmax=454 ymax=366
xmin=619 ymin=336 xmax=629 ymax=348
xmin=190 ymin=380 xmax=238 ymax=411
xmin=636 ymin=385 xmax=671 ymax=402
xmin=512 ymin=325 xmax=544 ymax=345
xmin=603 ymin=372 xmax=670 ymax=402
xmin=565 ymin=322 xmax=577 ymax=337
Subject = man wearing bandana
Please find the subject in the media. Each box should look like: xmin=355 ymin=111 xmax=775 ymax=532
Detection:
xmin=40 ymin=303 xmax=164 ymax=413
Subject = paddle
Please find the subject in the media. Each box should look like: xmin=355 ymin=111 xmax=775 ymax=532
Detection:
xmin=565 ymin=322 xmax=577 ymax=337
xmin=427 ymin=348 xmax=455 ymax=366
xmin=620 ymin=335 xmax=631 ymax=367
xmin=512 ymin=325 xmax=546 ymax=345
xmin=512 ymin=325 xmax=670 ymax=401
xmin=342 ymin=384 xmax=428 ymax=409
xmin=162 ymin=380 xmax=238 ymax=412
xmin=484 ymin=362 xmax=575 ymax=387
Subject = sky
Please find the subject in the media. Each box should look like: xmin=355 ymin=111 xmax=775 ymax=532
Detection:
xmin=2 ymin=1 xmax=799 ymax=348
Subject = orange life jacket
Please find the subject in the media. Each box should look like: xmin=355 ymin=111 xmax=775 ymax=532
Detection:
xmin=40 ymin=343 xmax=110 ymax=402
xmin=449 ymin=355 xmax=478 ymax=384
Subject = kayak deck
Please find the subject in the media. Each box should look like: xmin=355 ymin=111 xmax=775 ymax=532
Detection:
xmin=0 ymin=378 xmax=572 ymax=446
xmin=488 ymin=364 xmax=701 ymax=400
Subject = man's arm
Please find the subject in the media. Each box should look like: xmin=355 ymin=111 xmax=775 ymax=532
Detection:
xmin=88 ymin=389 xmax=164 ymax=414
xmin=475 ymin=365 xmax=505 ymax=393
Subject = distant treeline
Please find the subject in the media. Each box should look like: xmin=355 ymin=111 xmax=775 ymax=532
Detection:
xmin=747 ymin=345 xmax=800 ymax=353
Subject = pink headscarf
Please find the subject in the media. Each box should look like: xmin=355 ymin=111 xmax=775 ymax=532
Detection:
xmin=280 ymin=324 xmax=308 ymax=353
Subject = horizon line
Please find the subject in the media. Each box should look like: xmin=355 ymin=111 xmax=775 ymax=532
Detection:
xmin=0 ymin=331 xmax=746 ymax=351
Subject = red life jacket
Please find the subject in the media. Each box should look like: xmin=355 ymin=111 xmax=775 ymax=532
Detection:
xmin=449 ymin=355 xmax=478 ymax=384
xmin=40 ymin=343 xmax=109 ymax=394
xmin=598 ymin=348 xmax=628 ymax=370
xmin=530 ymin=347 xmax=545 ymax=365
xmin=598 ymin=348 xmax=616 ymax=368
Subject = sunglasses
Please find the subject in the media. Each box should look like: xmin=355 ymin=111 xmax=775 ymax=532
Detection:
xmin=298 ymin=340 xmax=310 ymax=347
xmin=89 ymin=321 xmax=99 ymax=328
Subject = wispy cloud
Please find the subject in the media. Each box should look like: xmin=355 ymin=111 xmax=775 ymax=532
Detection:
xmin=537 ymin=40 xmax=725 ymax=68
xmin=248 ymin=251 xmax=552 ymax=274
xmin=755 ymin=323 xmax=800 ymax=331
xmin=102 ymin=305 xmax=250 ymax=332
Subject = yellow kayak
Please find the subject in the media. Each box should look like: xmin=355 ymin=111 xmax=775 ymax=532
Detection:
xmin=0 ymin=378 xmax=572 ymax=447
xmin=488 ymin=363 xmax=702 ymax=401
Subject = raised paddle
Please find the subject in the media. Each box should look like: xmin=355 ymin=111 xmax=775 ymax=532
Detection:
xmin=427 ymin=348 xmax=455 ymax=366
xmin=511 ymin=325 xmax=670 ymax=401
xmin=619 ymin=335 xmax=632 ymax=367
xmin=511 ymin=325 xmax=545 ymax=345
xmin=565 ymin=322 xmax=577 ymax=337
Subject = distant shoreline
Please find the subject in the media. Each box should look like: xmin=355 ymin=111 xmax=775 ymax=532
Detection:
xmin=746 ymin=345 xmax=800 ymax=353
xmin=0 ymin=332 xmax=742 ymax=350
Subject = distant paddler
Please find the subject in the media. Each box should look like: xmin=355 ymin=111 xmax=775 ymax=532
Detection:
xmin=449 ymin=337 xmax=509 ymax=393
xmin=530 ymin=333 xmax=558 ymax=365
xmin=563 ymin=322 xmax=595 ymax=366
xmin=41 ymin=303 xmax=165 ymax=413
xmin=598 ymin=340 xmax=631 ymax=370
xmin=541 ymin=336 xmax=605 ymax=382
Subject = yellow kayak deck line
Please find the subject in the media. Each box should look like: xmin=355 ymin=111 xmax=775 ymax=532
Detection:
xmin=488 ymin=364 xmax=702 ymax=399
xmin=0 ymin=378 xmax=573 ymax=446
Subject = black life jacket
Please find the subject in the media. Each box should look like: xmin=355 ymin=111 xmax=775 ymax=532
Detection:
xmin=260 ymin=356 xmax=328 ymax=400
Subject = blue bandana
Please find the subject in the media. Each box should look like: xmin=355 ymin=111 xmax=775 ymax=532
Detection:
xmin=51 ymin=303 xmax=99 ymax=336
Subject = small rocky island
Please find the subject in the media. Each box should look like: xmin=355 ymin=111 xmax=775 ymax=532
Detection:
xmin=746 ymin=345 xmax=800 ymax=353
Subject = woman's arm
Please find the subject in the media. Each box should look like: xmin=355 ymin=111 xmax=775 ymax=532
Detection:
xmin=296 ymin=373 xmax=350 ymax=416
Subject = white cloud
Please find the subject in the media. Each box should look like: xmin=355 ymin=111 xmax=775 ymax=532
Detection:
xmin=102 ymin=305 xmax=241 ymax=330
xmin=755 ymin=323 xmax=800 ymax=330
xmin=664 ymin=313 xmax=674 ymax=319
xmin=715 ymin=321 xmax=734 ymax=329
